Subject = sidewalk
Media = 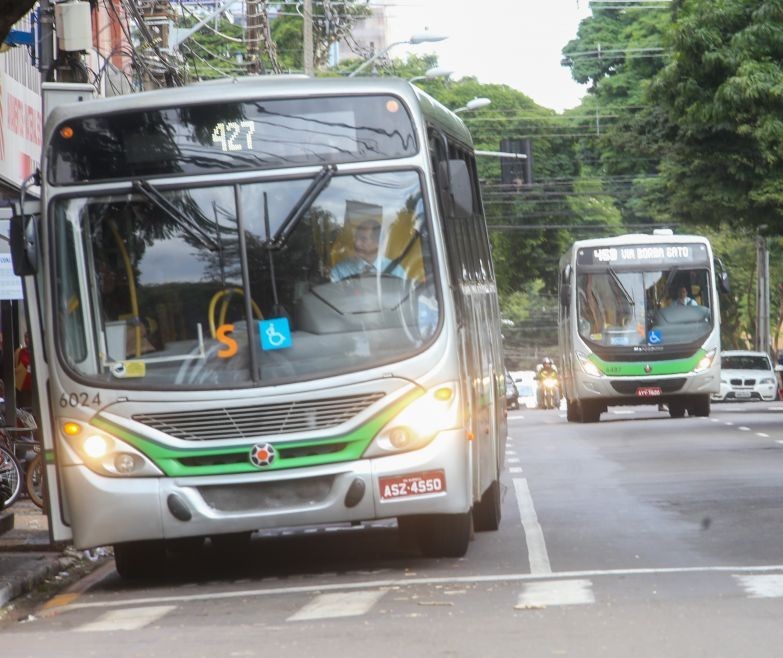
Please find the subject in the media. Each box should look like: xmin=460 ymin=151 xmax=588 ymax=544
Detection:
xmin=0 ymin=499 xmax=90 ymax=612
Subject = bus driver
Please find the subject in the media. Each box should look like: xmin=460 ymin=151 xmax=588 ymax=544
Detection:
xmin=330 ymin=217 xmax=406 ymax=282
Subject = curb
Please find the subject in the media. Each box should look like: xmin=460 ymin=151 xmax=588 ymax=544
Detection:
xmin=0 ymin=554 xmax=76 ymax=609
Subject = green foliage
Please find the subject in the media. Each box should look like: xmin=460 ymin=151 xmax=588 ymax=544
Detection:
xmin=651 ymin=0 xmax=783 ymax=231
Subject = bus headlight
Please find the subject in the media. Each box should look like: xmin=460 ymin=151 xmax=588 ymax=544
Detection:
xmin=693 ymin=349 xmax=717 ymax=373
xmin=365 ymin=384 xmax=460 ymax=457
xmin=577 ymin=352 xmax=603 ymax=377
xmin=64 ymin=425 xmax=162 ymax=477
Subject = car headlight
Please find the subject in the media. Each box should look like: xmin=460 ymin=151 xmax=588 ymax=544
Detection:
xmin=720 ymin=379 xmax=728 ymax=384
xmin=364 ymin=383 xmax=461 ymax=457
xmin=760 ymin=377 xmax=776 ymax=385
xmin=577 ymin=352 xmax=602 ymax=377
xmin=62 ymin=421 xmax=162 ymax=477
xmin=693 ymin=349 xmax=717 ymax=373
xmin=543 ymin=377 xmax=558 ymax=389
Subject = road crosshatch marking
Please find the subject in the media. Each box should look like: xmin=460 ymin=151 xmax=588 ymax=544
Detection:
xmin=515 ymin=579 xmax=595 ymax=608
xmin=74 ymin=605 xmax=176 ymax=632
xmin=286 ymin=591 xmax=385 ymax=621
xmin=734 ymin=575 xmax=783 ymax=598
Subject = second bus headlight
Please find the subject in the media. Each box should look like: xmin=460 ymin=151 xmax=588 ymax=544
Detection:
xmin=66 ymin=428 xmax=162 ymax=477
xmin=365 ymin=384 xmax=461 ymax=457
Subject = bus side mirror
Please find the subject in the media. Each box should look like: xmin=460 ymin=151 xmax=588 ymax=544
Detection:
xmin=444 ymin=159 xmax=475 ymax=218
xmin=717 ymin=271 xmax=730 ymax=295
xmin=10 ymin=211 xmax=40 ymax=276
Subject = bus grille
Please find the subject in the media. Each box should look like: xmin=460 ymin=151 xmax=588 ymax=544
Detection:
xmin=132 ymin=393 xmax=385 ymax=441
xmin=610 ymin=378 xmax=686 ymax=395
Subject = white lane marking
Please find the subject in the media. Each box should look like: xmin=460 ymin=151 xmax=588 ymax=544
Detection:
xmin=509 ymin=466 xmax=523 ymax=474
xmin=53 ymin=564 xmax=783 ymax=613
xmin=513 ymin=478 xmax=552 ymax=575
xmin=757 ymin=433 xmax=770 ymax=438
xmin=558 ymin=413 xmax=566 ymax=418
xmin=767 ymin=407 xmax=783 ymax=412
xmin=75 ymin=605 xmax=176 ymax=632
xmin=735 ymin=575 xmax=783 ymax=598
xmin=710 ymin=418 xmax=720 ymax=422
xmin=738 ymin=426 xmax=751 ymax=431
xmin=508 ymin=457 xmax=520 ymax=464
xmin=724 ymin=422 xmax=734 ymax=426
xmin=776 ymin=440 xmax=783 ymax=446
xmin=515 ymin=579 xmax=594 ymax=608
xmin=287 ymin=591 xmax=385 ymax=621
xmin=611 ymin=410 xmax=635 ymax=415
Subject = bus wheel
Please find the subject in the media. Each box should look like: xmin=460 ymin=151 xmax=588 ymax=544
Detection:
xmin=473 ymin=480 xmax=502 ymax=532
xmin=113 ymin=540 xmax=166 ymax=579
xmin=692 ymin=394 xmax=711 ymax=417
xmin=407 ymin=512 xmax=473 ymax=558
xmin=669 ymin=402 xmax=686 ymax=418
xmin=581 ymin=400 xmax=602 ymax=423
xmin=566 ymin=398 xmax=581 ymax=422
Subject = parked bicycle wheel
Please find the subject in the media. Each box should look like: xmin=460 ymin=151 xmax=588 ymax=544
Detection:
xmin=25 ymin=451 xmax=44 ymax=509
xmin=0 ymin=445 xmax=23 ymax=509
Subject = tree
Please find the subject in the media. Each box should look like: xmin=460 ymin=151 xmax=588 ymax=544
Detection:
xmin=651 ymin=0 xmax=783 ymax=232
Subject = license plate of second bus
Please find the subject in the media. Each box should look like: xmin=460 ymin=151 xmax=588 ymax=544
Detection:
xmin=379 ymin=470 xmax=446 ymax=500
xmin=636 ymin=386 xmax=662 ymax=397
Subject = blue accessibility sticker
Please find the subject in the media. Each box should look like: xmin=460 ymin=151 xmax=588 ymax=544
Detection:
xmin=647 ymin=329 xmax=662 ymax=345
xmin=260 ymin=318 xmax=292 ymax=351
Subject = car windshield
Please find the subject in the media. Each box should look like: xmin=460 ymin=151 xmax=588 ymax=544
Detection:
xmin=576 ymin=267 xmax=713 ymax=349
xmin=722 ymin=355 xmax=772 ymax=371
xmin=53 ymin=170 xmax=440 ymax=388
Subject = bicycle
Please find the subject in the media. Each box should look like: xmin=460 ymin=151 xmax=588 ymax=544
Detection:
xmin=0 ymin=406 xmax=39 ymax=509
xmin=25 ymin=445 xmax=44 ymax=509
xmin=0 ymin=444 xmax=22 ymax=509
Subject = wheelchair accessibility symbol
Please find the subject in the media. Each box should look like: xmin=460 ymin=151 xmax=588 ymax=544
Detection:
xmin=260 ymin=318 xmax=292 ymax=351
xmin=647 ymin=329 xmax=662 ymax=345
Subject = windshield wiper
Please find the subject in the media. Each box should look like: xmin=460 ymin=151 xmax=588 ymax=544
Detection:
xmin=132 ymin=180 xmax=218 ymax=250
xmin=607 ymin=265 xmax=635 ymax=306
xmin=271 ymin=164 xmax=336 ymax=248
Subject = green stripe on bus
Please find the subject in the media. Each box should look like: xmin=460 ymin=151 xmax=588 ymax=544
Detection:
xmin=90 ymin=389 xmax=422 ymax=477
xmin=588 ymin=349 xmax=706 ymax=377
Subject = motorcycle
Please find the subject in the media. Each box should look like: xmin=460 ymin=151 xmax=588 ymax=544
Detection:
xmin=539 ymin=375 xmax=560 ymax=410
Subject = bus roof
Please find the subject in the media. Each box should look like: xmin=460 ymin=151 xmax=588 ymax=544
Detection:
xmin=567 ymin=232 xmax=711 ymax=250
xmin=45 ymin=75 xmax=474 ymax=148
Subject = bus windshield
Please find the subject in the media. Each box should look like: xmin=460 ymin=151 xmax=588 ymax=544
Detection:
xmin=576 ymin=267 xmax=713 ymax=348
xmin=54 ymin=169 xmax=439 ymax=388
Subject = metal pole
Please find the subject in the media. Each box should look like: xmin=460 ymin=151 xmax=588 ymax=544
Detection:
xmin=303 ymin=0 xmax=314 ymax=75
xmin=38 ymin=0 xmax=55 ymax=80
xmin=757 ymin=233 xmax=770 ymax=353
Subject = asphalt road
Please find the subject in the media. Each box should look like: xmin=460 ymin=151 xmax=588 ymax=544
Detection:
xmin=4 ymin=401 xmax=783 ymax=657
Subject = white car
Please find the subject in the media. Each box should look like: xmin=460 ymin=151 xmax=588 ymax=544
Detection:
xmin=510 ymin=370 xmax=538 ymax=409
xmin=713 ymin=350 xmax=779 ymax=402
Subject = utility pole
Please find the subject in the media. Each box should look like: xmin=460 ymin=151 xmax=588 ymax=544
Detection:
xmin=39 ymin=0 xmax=55 ymax=79
xmin=303 ymin=0 xmax=314 ymax=75
xmin=756 ymin=230 xmax=770 ymax=353
xmin=246 ymin=0 xmax=261 ymax=74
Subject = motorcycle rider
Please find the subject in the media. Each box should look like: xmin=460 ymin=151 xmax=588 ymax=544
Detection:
xmin=535 ymin=357 xmax=559 ymax=408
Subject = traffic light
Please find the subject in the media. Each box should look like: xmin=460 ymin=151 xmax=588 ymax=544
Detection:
xmin=500 ymin=138 xmax=532 ymax=186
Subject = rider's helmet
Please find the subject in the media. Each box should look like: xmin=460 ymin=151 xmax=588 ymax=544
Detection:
xmin=542 ymin=357 xmax=553 ymax=367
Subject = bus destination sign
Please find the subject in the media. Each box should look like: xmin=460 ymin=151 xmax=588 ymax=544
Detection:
xmin=576 ymin=243 xmax=709 ymax=268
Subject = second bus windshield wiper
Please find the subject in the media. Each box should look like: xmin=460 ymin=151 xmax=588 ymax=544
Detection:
xmin=271 ymin=164 xmax=336 ymax=247
xmin=607 ymin=265 xmax=635 ymax=306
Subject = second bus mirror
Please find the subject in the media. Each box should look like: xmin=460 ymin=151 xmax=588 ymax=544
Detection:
xmin=717 ymin=271 xmax=730 ymax=295
xmin=10 ymin=212 xmax=40 ymax=276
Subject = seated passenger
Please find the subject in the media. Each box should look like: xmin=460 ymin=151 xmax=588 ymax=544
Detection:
xmin=330 ymin=218 xmax=406 ymax=282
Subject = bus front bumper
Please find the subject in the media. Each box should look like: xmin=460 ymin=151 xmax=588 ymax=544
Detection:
xmin=573 ymin=372 xmax=719 ymax=403
xmin=61 ymin=428 xmax=471 ymax=549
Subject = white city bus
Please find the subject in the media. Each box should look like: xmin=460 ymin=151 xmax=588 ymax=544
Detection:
xmin=558 ymin=231 xmax=725 ymax=423
xmin=11 ymin=77 xmax=506 ymax=576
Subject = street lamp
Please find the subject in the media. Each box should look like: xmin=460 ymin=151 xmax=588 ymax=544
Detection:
xmin=454 ymin=97 xmax=491 ymax=114
xmin=409 ymin=67 xmax=453 ymax=83
xmin=348 ymin=33 xmax=448 ymax=78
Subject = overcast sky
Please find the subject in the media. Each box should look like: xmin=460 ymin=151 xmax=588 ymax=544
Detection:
xmin=382 ymin=0 xmax=592 ymax=112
